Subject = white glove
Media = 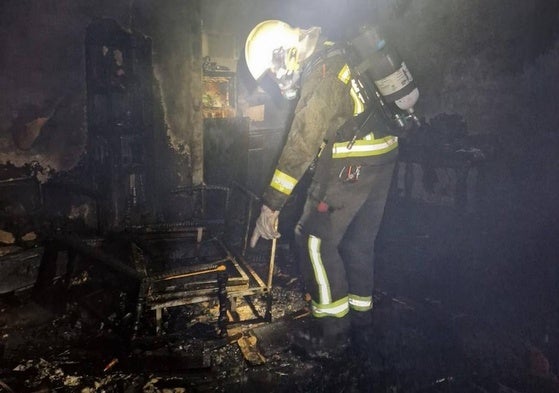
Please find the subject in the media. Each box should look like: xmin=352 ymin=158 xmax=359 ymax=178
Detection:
xmin=250 ymin=205 xmax=280 ymax=248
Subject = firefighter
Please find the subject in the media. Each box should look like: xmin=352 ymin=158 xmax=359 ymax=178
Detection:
xmin=245 ymin=20 xmax=400 ymax=357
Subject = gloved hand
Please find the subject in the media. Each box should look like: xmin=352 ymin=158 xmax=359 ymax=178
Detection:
xmin=250 ymin=205 xmax=280 ymax=247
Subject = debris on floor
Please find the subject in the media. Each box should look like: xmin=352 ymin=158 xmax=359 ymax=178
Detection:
xmin=0 ymin=206 xmax=558 ymax=392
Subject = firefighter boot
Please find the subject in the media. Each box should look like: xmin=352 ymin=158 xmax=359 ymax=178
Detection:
xmin=289 ymin=316 xmax=351 ymax=359
xmin=349 ymin=309 xmax=375 ymax=359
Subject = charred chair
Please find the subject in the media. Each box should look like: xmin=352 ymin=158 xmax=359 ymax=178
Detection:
xmin=127 ymin=184 xmax=242 ymax=337
xmin=128 ymin=183 xmax=275 ymax=337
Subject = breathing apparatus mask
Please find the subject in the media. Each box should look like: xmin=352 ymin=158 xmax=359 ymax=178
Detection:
xmin=269 ymin=46 xmax=300 ymax=100
xmin=245 ymin=20 xmax=320 ymax=101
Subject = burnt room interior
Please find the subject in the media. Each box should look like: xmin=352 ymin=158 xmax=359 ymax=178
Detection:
xmin=1 ymin=0 xmax=559 ymax=392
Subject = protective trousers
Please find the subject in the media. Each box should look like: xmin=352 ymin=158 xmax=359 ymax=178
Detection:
xmin=294 ymin=155 xmax=397 ymax=321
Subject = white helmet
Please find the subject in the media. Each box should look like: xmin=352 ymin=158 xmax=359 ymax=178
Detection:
xmin=245 ymin=20 xmax=321 ymax=99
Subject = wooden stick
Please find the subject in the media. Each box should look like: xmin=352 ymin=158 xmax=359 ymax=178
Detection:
xmin=266 ymin=219 xmax=278 ymax=291
xmin=159 ymin=264 xmax=226 ymax=281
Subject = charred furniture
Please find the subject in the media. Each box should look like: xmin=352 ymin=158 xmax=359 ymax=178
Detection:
xmin=31 ymin=185 xmax=273 ymax=337
xmin=85 ymin=18 xmax=158 ymax=232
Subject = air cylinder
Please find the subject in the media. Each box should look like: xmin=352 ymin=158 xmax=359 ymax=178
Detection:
xmin=350 ymin=26 xmax=419 ymax=114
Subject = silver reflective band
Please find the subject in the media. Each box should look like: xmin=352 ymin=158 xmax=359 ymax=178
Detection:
xmin=332 ymin=136 xmax=398 ymax=158
xmin=308 ymin=235 xmax=331 ymax=304
xmin=311 ymin=299 xmax=350 ymax=317
xmin=349 ymin=297 xmax=372 ymax=308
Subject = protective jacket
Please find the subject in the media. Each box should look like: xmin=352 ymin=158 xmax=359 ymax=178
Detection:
xmin=262 ymin=39 xmax=399 ymax=321
xmin=262 ymin=41 xmax=398 ymax=211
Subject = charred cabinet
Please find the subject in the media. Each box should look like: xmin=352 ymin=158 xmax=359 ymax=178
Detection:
xmin=85 ymin=19 xmax=156 ymax=232
xmin=203 ymin=118 xmax=249 ymax=187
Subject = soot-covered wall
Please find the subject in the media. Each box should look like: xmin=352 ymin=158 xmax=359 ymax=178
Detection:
xmin=0 ymin=0 xmax=558 ymax=188
xmin=0 ymin=0 xmax=203 ymax=184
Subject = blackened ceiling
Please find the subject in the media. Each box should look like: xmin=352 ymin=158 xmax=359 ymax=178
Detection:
xmin=0 ymin=0 xmax=558 ymax=176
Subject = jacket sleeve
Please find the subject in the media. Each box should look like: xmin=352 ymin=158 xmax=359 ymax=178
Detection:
xmin=263 ymin=56 xmax=353 ymax=211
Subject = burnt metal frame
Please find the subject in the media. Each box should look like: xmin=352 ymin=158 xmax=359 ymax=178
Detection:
xmin=133 ymin=183 xmax=276 ymax=332
xmin=31 ymin=231 xmax=233 ymax=337
xmin=397 ymin=140 xmax=488 ymax=211
xmin=132 ymin=233 xmax=243 ymax=337
xmin=32 ymin=183 xmax=275 ymax=338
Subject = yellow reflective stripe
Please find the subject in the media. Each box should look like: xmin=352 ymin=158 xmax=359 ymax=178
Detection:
xmin=311 ymin=296 xmax=349 ymax=318
xmin=350 ymin=87 xmax=365 ymax=115
xmin=349 ymin=294 xmax=373 ymax=311
xmin=308 ymin=235 xmax=331 ymax=304
xmin=332 ymin=136 xmax=398 ymax=158
xmin=337 ymin=64 xmax=351 ymax=84
xmin=339 ymin=63 xmax=367 ymax=116
xmin=269 ymin=169 xmax=297 ymax=195
xmin=350 ymin=78 xmax=367 ymax=116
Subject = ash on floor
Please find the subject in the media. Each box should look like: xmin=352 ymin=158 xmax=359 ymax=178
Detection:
xmin=1 ymin=228 xmax=558 ymax=393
